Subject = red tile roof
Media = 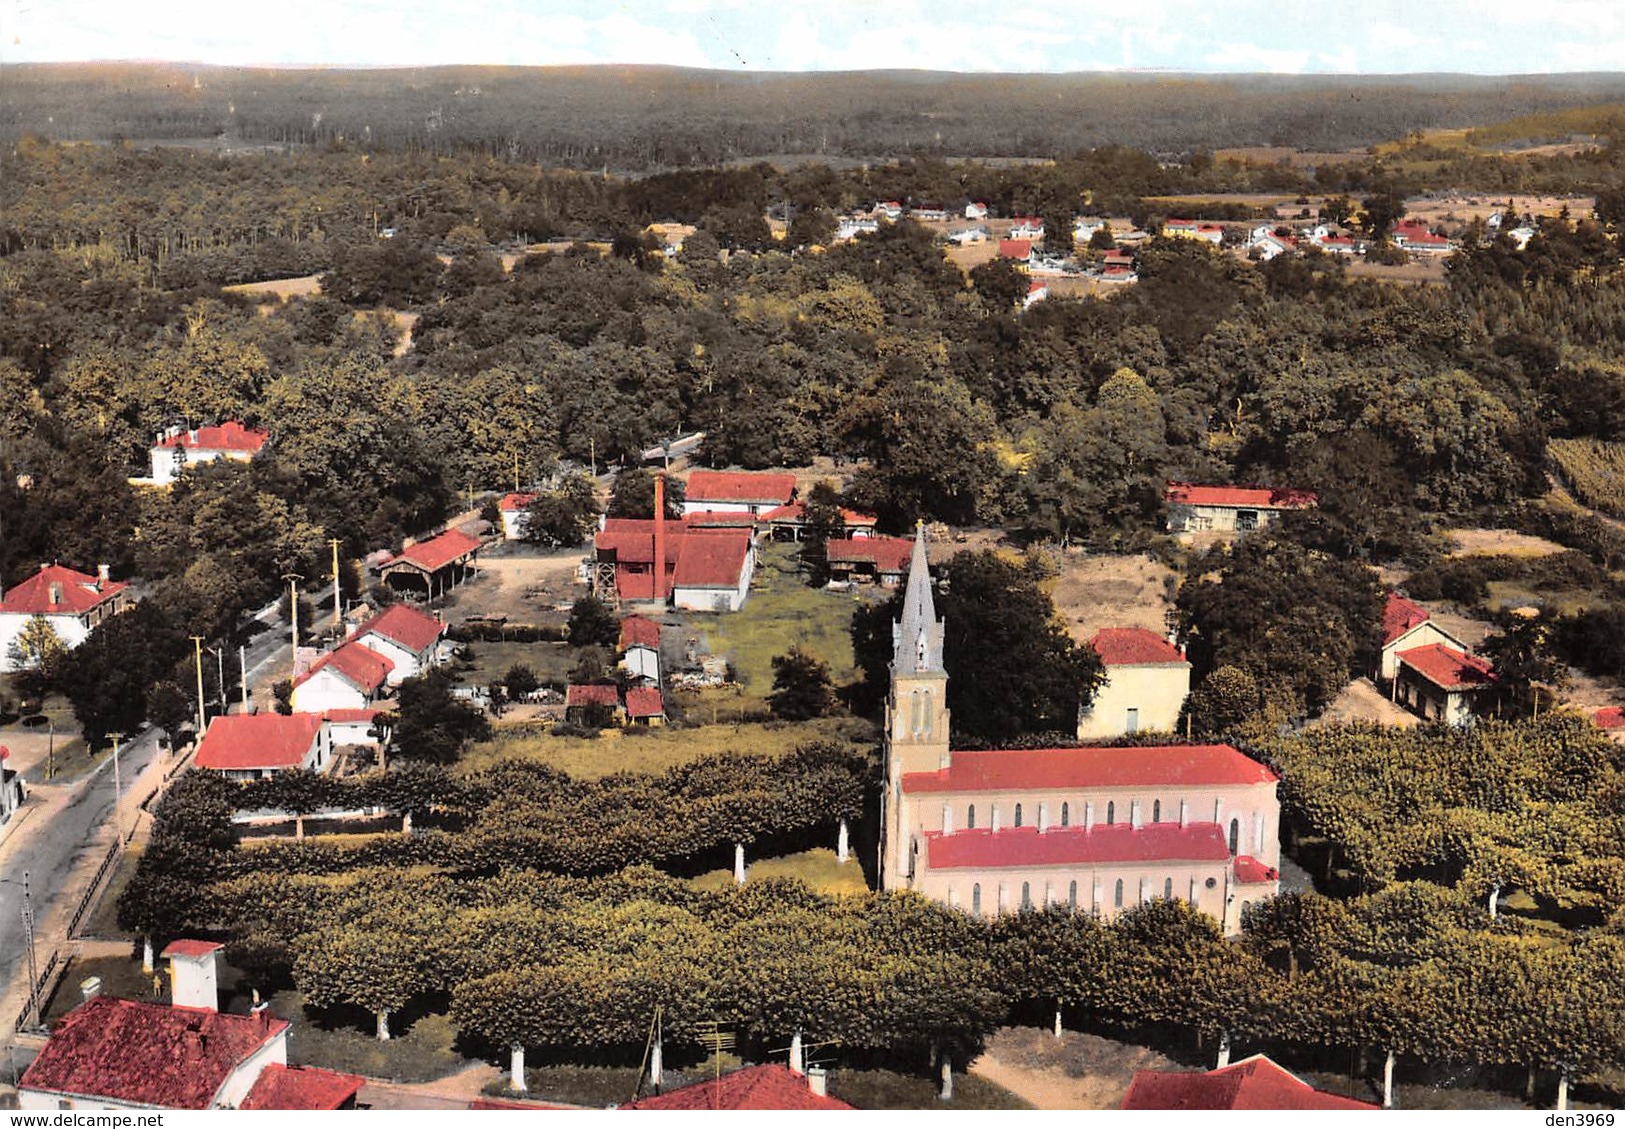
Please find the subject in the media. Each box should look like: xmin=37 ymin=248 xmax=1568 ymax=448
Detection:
xmin=241 ymin=1064 xmax=363 ymax=1110
xmin=998 ymin=238 xmax=1033 ymax=259
xmin=924 ymin=822 xmax=1230 ymax=870
xmin=1122 ymin=1055 xmax=1378 ymax=1111
xmin=1092 ymin=627 xmax=1186 ymax=666
xmin=295 ymin=640 xmax=394 ymax=694
xmin=595 ymin=518 xmax=693 ymax=565
xmin=1233 ymin=855 xmax=1279 ymax=884
xmin=195 ymin=713 xmax=324 ymax=772
xmin=20 ymin=996 xmax=288 ymax=1109
xmin=685 ymin=470 xmax=797 ymax=506
xmin=1382 ymin=592 xmax=1432 ymax=646
xmin=671 ymin=531 xmax=752 ymax=589
xmin=566 ymin=683 xmax=620 ymax=708
xmin=1165 ymin=482 xmax=1318 ymax=510
xmin=826 ymin=535 xmax=913 ymax=573
xmin=357 ymin=604 xmax=445 ymax=654
xmin=1595 ymin=706 xmax=1625 ymax=731
xmin=160 ymin=940 xmax=224 ymax=960
xmin=325 ymin=708 xmax=382 ymax=724
xmin=1397 ymin=643 xmax=1496 ymax=691
xmin=499 ymin=492 xmax=537 ymax=512
xmin=759 ymin=502 xmax=877 ymax=528
xmin=903 ymin=744 xmax=1277 ymax=795
xmin=382 ymin=529 xmax=483 ymax=573
xmin=625 ymin=687 xmax=665 ymax=718
xmin=619 ymin=615 xmax=662 ymax=651
xmin=622 ymin=1065 xmax=853 ymax=1111
xmin=153 ymin=421 xmax=269 ymax=454
xmin=686 ymin=510 xmax=757 ymax=527
xmin=0 ymin=564 xmax=129 ymax=616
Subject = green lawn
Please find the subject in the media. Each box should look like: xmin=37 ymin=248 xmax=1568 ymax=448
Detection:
xmin=79 ymin=844 xmax=142 ymax=940
xmin=687 ymin=848 xmax=871 ymax=896
xmin=458 ymin=715 xmax=871 ymax=778
xmin=271 ymin=988 xmax=473 ymax=1082
xmin=42 ymin=953 xmax=164 ymax=1022
xmin=681 ymin=544 xmax=867 ymax=712
xmin=451 ymin=639 xmax=581 ymax=690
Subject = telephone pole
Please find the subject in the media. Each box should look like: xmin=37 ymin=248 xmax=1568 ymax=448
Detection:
xmin=283 ymin=573 xmax=302 ymax=675
xmin=328 ymin=538 xmax=344 ymax=628
xmin=189 ymin=635 xmax=207 ymax=735
xmin=239 ymin=644 xmax=250 ymax=713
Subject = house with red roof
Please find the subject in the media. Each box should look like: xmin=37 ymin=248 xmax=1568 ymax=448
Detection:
xmin=593 ymin=519 xmax=757 ymax=611
xmin=1393 ymin=643 xmax=1498 ymax=727
xmin=825 ymin=535 xmax=914 ymax=587
xmin=1077 ymin=627 xmax=1191 ymax=740
xmin=1594 ymin=706 xmax=1625 ymax=742
xmin=682 ymin=470 xmax=798 ymax=517
xmin=290 ymin=639 xmax=394 ymax=715
xmin=144 ymin=421 xmax=270 ymax=487
xmin=351 ymin=603 xmax=447 ymax=684
xmin=565 ymin=682 xmax=624 ymax=727
xmin=625 ymin=686 xmax=666 ymax=727
xmin=1008 ymin=217 xmax=1045 ymax=241
xmin=997 ymin=237 xmax=1033 ymax=261
xmin=1378 ymin=591 xmax=1467 ymax=681
xmin=965 ymin=201 xmax=990 ymax=221
xmin=194 ymin=713 xmax=331 ymax=782
xmin=618 ymin=615 xmax=662 ymax=683
xmin=0 ymin=563 xmax=135 ymax=673
xmin=1164 ymin=219 xmax=1225 ymax=244
xmin=761 ymin=501 xmax=878 ymax=542
xmin=18 ymin=942 xmax=357 ymax=1111
xmin=376 ymin=528 xmax=484 ymax=600
xmin=1392 ymin=220 xmax=1455 ymax=254
xmin=622 ymin=1064 xmax=850 ymax=1111
xmin=1164 ymin=481 xmax=1317 ymax=538
xmin=497 ymin=492 xmax=537 ymax=540
xmin=883 ymin=529 xmax=1280 ymax=934
xmin=1123 ymin=1054 xmax=1378 ymax=1110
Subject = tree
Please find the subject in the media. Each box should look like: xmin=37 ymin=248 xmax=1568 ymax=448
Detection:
xmin=294 ymin=919 xmax=442 ymax=1040
xmin=391 ymin=668 xmax=491 ymax=764
xmin=1480 ymin=611 xmax=1569 ymax=718
xmin=968 ymin=258 xmax=1027 ymax=312
xmin=521 ymin=473 xmax=599 ymax=548
xmin=504 ymin=663 xmax=540 ymax=699
xmin=768 ymin=648 xmax=837 ymax=721
xmin=607 ymin=467 xmax=683 ymax=519
xmin=567 ymin=595 xmax=620 ymax=648
xmin=1359 ymin=190 xmax=1406 ymax=241
xmin=1184 ymin=665 xmax=1266 ymax=737
xmin=798 ymin=480 xmax=845 ymax=586
xmin=56 ymin=601 xmax=186 ymax=746
xmin=6 ymin=615 xmax=66 ymax=700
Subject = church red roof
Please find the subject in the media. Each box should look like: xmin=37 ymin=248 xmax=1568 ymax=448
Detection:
xmin=619 ymin=615 xmax=662 ymax=650
xmin=0 ymin=564 xmax=129 ymax=616
xmin=295 ymin=640 xmax=394 ymax=694
xmin=152 ymin=421 xmax=269 ymax=454
xmin=1397 ymin=644 xmax=1496 ymax=691
xmin=19 ymin=996 xmax=288 ymax=1109
xmin=923 ymin=822 xmax=1230 ymax=870
xmin=382 ymin=529 xmax=483 ymax=573
xmin=357 ymin=604 xmax=445 ymax=654
xmin=622 ymin=1065 xmax=853 ymax=1111
xmin=1165 ymin=482 xmax=1318 ymax=510
xmin=240 ymin=1064 xmax=363 ymax=1110
xmin=1122 ymin=1055 xmax=1378 ymax=1111
xmin=195 ymin=713 xmax=324 ymax=772
xmin=685 ymin=470 xmax=797 ymax=506
xmin=1382 ymin=592 xmax=1433 ymax=646
xmin=1233 ymin=855 xmax=1279 ymax=884
xmin=903 ymin=744 xmax=1277 ymax=795
xmin=1092 ymin=627 xmax=1186 ymax=666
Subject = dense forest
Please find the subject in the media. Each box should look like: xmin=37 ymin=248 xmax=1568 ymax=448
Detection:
xmin=7 ymin=63 xmax=1625 ymax=169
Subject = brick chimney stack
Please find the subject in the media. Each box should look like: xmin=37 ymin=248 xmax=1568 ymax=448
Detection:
xmin=653 ymin=474 xmax=667 ymax=600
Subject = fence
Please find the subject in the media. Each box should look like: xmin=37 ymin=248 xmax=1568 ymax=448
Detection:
xmin=11 ymin=948 xmax=61 ymax=1034
xmin=65 ymin=840 xmax=120 ymax=940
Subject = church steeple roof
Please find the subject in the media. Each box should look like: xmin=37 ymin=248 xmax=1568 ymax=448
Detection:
xmin=893 ymin=523 xmax=944 ymax=674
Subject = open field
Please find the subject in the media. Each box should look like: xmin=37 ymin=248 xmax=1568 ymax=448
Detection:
xmin=969 ymin=1026 xmax=1180 ymax=1110
xmin=451 ymin=638 xmax=579 ymax=690
xmin=1402 ymin=194 xmax=1595 ymax=226
xmin=456 ymin=715 xmax=869 ymax=778
xmin=1445 ymin=528 xmax=1568 ymax=558
xmin=686 ymin=847 xmax=870 ymax=896
xmin=439 ymin=545 xmax=585 ymax=626
xmin=1046 ymin=552 xmax=1178 ymax=648
xmin=1345 ymin=257 xmax=1449 ymax=285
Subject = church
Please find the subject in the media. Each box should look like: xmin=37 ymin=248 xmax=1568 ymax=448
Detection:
xmin=880 ymin=530 xmax=1281 ymax=934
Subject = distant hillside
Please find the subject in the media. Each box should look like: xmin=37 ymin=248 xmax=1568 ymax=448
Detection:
xmin=4 ymin=63 xmax=1625 ymax=170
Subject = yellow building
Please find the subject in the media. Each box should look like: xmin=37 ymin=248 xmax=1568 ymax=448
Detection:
xmin=1077 ymin=628 xmax=1191 ymax=739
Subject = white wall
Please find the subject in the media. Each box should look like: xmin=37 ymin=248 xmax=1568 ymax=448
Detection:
xmin=289 ymin=669 xmax=369 ymax=714
xmin=354 ymin=634 xmax=426 ymax=684
xmin=1077 ymin=663 xmax=1190 ymax=739
xmin=620 ymin=644 xmax=660 ymax=682
xmin=1380 ymin=622 xmax=1463 ymax=679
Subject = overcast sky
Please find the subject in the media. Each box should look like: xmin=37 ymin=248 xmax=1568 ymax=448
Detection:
xmin=4 ymin=0 xmax=1623 ymax=74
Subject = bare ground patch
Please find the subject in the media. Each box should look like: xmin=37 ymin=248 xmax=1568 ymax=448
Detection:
xmin=1312 ymin=677 xmax=1420 ymax=729
xmin=1047 ymin=552 xmax=1178 ymax=647
xmin=1444 ymin=528 xmax=1567 ymax=558
xmin=437 ymin=546 xmax=588 ymax=626
xmin=969 ymin=1026 xmax=1180 ymax=1110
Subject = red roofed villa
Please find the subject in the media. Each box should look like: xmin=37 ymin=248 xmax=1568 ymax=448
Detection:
xmin=1164 ymin=481 xmax=1317 ymax=537
xmin=1077 ymin=627 xmax=1191 ymax=740
xmin=1393 ymin=642 xmax=1498 ymax=727
xmin=681 ymin=470 xmax=798 ymax=517
xmin=883 ymin=528 xmax=1281 ymax=934
xmin=351 ymin=603 xmax=447 ymax=683
xmin=145 ymin=421 xmax=270 ymax=486
xmin=1123 ymin=1054 xmax=1378 ymax=1110
xmin=194 ymin=712 xmax=332 ymax=782
xmin=377 ymin=528 xmax=484 ymax=600
xmin=623 ymin=1064 xmax=851 ymax=1111
xmin=290 ymin=639 xmax=394 ymax=714
xmin=0 ymin=563 xmax=135 ymax=673
xmin=1379 ymin=590 xmax=1468 ymax=680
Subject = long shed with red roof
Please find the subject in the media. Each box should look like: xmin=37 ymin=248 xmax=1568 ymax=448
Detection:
xmin=376 ymin=529 xmax=484 ymax=599
xmin=681 ymin=470 xmax=797 ymax=517
xmin=194 ymin=713 xmax=331 ymax=782
xmin=1164 ymin=481 xmax=1317 ymax=537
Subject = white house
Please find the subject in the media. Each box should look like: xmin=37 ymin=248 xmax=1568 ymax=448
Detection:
xmin=1077 ymin=628 xmax=1191 ymax=739
xmin=965 ymin=202 xmax=989 ymax=221
xmin=1164 ymin=482 xmax=1318 ymax=536
xmin=618 ymin=615 xmax=662 ymax=683
xmin=835 ymin=217 xmax=880 ymax=242
xmin=1379 ymin=592 xmax=1467 ymax=681
xmin=670 ymin=532 xmax=757 ymax=612
xmin=1164 ymin=219 xmax=1225 ymax=244
xmin=194 ymin=713 xmax=331 ymax=782
xmin=1008 ymin=217 xmax=1045 ymax=241
xmin=144 ymin=422 xmax=269 ymax=486
xmin=0 ymin=564 xmax=133 ymax=673
xmin=289 ymin=640 xmax=393 ymax=714
xmin=351 ymin=604 xmax=446 ymax=684
xmin=18 ymin=941 xmax=361 ymax=1111
xmin=681 ymin=470 xmax=797 ymax=518
xmin=498 ymin=493 xmax=536 ymax=540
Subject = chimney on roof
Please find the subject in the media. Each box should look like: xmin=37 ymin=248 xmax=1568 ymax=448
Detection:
xmin=79 ymin=976 xmax=103 ymax=1003
xmin=169 ymin=944 xmax=220 ymax=1011
xmin=98 ymin=563 xmax=111 ymax=584
xmin=806 ymin=1067 xmax=828 ymax=1098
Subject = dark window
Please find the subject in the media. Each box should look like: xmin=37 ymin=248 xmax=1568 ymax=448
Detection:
xmin=1068 ymin=880 xmax=1078 ymax=909
xmin=1153 ymin=799 xmax=1162 ymax=823
xmin=972 ymin=884 xmax=982 ymax=916
xmin=1106 ymin=801 xmax=1116 ymax=825
xmin=1229 ymin=818 xmax=1240 ymax=855
xmin=1114 ymin=879 xmax=1124 ymax=908
xmin=1060 ymin=802 xmax=1070 ymax=827
xmin=1164 ymin=877 xmax=1174 ymax=900
xmin=1014 ymin=803 xmax=1023 ymax=828
xmin=967 ymin=804 xmax=976 ymax=830
xmin=1021 ymin=881 xmax=1032 ymax=911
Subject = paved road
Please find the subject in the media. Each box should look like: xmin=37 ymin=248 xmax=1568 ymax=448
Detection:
xmin=0 ymin=728 xmax=163 ymax=1011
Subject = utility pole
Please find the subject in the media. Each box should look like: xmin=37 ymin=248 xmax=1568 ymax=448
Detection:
xmin=109 ymin=732 xmax=125 ymax=840
xmin=328 ymin=538 xmax=344 ymax=628
xmin=21 ymin=872 xmax=39 ymax=1028
xmin=239 ymin=644 xmax=250 ymax=713
xmin=283 ymin=573 xmax=302 ymax=676
xmin=189 ymin=635 xmax=207 ymax=735
xmin=512 ymin=449 xmax=520 ymax=493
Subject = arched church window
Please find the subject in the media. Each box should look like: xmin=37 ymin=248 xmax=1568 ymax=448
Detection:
xmin=1021 ymin=882 xmax=1032 ymax=911
xmin=1153 ymin=799 xmax=1162 ymax=823
xmin=1106 ymin=801 xmax=1115 ymax=825
xmin=1068 ymin=880 xmax=1078 ymax=909
xmin=1114 ymin=879 xmax=1124 ymax=908
xmin=1013 ymin=803 xmax=1023 ymax=828
xmin=966 ymin=804 xmax=976 ymax=830
xmin=1060 ymin=802 xmax=1070 ymax=827
xmin=971 ymin=883 xmax=982 ymax=916
xmin=1228 ymin=818 xmax=1240 ymax=855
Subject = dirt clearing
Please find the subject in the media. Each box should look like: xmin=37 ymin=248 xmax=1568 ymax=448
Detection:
xmin=438 ymin=546 xmax=586 ymax=625
xmin=1047 ymin=552 xmax=1178 ymax=647
xmin=969 ymin=1026 xmax=1180 ymax=1110
xmin=1444 ymin=528 xmax=1567 ymax=558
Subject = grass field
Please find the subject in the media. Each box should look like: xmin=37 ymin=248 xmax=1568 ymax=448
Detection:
xmin=451 ymin=638 xmax=580 ymax=690
xmin=1484 ymin=581 xmax=1601 ymax=617
xmin=457 ymin=715 xmax=870 ymax=778
xmin=273 ymin=989 xmax=472 ymax=1082
xmin=79 ymin=844 xmax=142 ymax=939
xmin=680 ymin=543 xmax=865 ymax=713
xmin=686 ymin=848 xmax=871 ymax=896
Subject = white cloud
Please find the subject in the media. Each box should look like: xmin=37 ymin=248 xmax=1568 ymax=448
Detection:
xmin=1203 ymin=42 xmax=1313 ymax=74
